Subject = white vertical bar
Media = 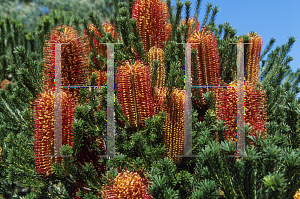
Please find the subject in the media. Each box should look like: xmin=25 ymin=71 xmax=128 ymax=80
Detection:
xmin=236 ymin=43 xmax=246 ymax=157
xmin=176 ymin=43 xmax=199 ymax=158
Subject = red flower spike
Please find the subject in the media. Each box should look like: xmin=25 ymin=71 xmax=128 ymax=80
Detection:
xmin=187 ymin=26 xmax=221 ymax=106
xmin=33 ymin=89 xmax=76 ymax=177
xmin=116 ymin=60 xmax=154 ymax=128
xmin=102 ymin=170 xmax=153 ymax=199
xmin=132 ymin=0 xmax=169 ymax=53
xmin=43 ymin=25 xmax=89 ymax=100
xmin=216 ymin=80 xmax=267 ymax=146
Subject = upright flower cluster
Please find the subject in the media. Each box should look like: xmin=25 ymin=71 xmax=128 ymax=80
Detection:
xmin=116 ymin=60 xmax=154 ymax=128
xmin=216 ymin=80 xmax=267 ymax=142
xmin=148 ymin=46 xmax=165 ymax=88
xmin=132 ymin=0 xmax=169 ymax=53
xmin=102 ymin=170 xmax=153 ymax=199
xmin=43 ymin=25 xmax=89 ymax=99
xmin=33 ymin=89 xmax=76 ymax=177
xmin=187 ymin=26 xmax=221 ymax=105
xmin=246 ymin=32 xmax=262 ymax=85
xmin=163 ymin=88 xmax=185 ymax=164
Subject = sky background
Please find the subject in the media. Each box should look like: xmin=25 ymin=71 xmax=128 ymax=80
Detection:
xmin=171 ymin=0 xmax=300 ymax=97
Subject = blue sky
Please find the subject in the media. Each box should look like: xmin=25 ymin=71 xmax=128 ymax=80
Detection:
xmin=171 ymin=0 xmax=300 ymax=80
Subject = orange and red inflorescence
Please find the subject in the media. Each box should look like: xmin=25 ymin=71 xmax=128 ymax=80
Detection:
xmin=246 ymin=32 xmax=262 ymax=85
xmin=216 ymin=80 xmax=267 ymax=143
xmin=102 ymin=170 xmax=153 ymax=199
xmin=43 ymin=25 xmax=89 ymax=99
xmin=116 ymin=60 xmax=154 ymax=128
xmin=33 ymin=89 xmax=76 ymax=177
xmin=163 ymin=88 xmax=185 ymax=164
xmin=132 ymin=0 xmax=169 ymax=53
xmin=188 ymin=26 xmax=221 ymax=105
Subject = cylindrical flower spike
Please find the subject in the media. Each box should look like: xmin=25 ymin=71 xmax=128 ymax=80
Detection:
xmin=163 ymin=88 xmax=185 ymax=164
xmin=246 ymin=32 xmax=262 ymax=85
xmin=216 ymin=80 xmax=267 ymax=144
xmin=102 ymin=170 xmax=153 ymax=199
xmin=33 ymin=89 xmax=76 ymax=177
xmin=147 ymin=46 xmax=166 ymax=88
xmin=132 ymin=0 xmax=169 ymax=53
xmin=187 ymin=26 xmax=221 ymax=105
xmin=116 ymin=60 xmax=154 ymax=128
xmin=43 ymin=25 xmax=89 ymax=100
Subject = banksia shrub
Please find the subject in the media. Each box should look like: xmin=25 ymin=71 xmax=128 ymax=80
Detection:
xmin=153 ymin=86 xmax=167 ymax=115
xmin=246 ymin=32 xmax=262 ymax=85
xmin=43 ymin=25 xmax=89 ymax=99
xmin=102 ymin=170 xmax=153 ymax=199
xmin=188 ymin=26 xmax=221 ymax=105
xmin=163 ymin=88 xmax=185 ymax=164
xmin=147 ymin=46 xmax=165 ymax=87
xmin=216 ymin=80 xmax=267 ymax=143
xmin=132 ymin=0 xmax=169 ymax=53
xmin=33 ymin=89 xmax=76 ymax=177
xmin=116 ymin=60 xmax=154 ymax=128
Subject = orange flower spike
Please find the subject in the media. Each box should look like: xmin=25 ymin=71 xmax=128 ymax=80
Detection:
xmin=43 ymin=25 xmax=89 ymax=99
xmin=102 ymin=170 xmax=153 ymax=199
xmin=216 ymin=80 xmax=267 ymax=143
xmin=148 ymin=46 xmax=166 ymax=87
xmin=33 ymin=89 xmax=76 ymax=177
xmin=163 ymin=88 xmax=185 ymax=164
xmin=132 ymin=0 xmax=169 ymax=53
xmin=116 ymin=60 xmax=154 ymax=128
xmin=187 ymin=27 xmax=221 ymax=105
xmin=246 ymin=32 xmax=262 ymax=85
